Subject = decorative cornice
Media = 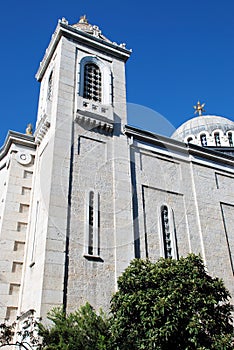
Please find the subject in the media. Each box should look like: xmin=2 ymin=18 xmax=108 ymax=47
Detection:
xmin=35 ymin=114 xmax=51 ymax=144
xmin=36 ymin=19 xmax=131 ymax=81
xmin=75 ymin=113 xmax=113 ymax=133
xmin=124 ymin=125 xmax=234 ymax=167
xmin=0 ymin=131 xmax=35 ymax=161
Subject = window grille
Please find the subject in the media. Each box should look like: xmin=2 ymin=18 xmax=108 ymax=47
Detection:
xmin=86 ymin=191 xmax=100 ymax=257
xmin=83 ymin=64 xmax=102 ymax=102
xmin=161 ymin=206 xmax=172 ymax=259
xmin=88 ymin=191 xmax=94 ymax=255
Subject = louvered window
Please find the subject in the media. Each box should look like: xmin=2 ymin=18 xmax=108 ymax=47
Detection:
xmin=83 ymin=63 xmax=102 ymax=102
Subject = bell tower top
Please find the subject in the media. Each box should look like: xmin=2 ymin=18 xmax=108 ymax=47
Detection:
xmin=79 ymin=15 xmax=88 ymax=23
xmin=71 ymin=15 xmax=113 ymax=43
xmin=35 ymin=15 xmax=131 ymax=137
xmin=36 ymin=16 xmax=131 ymax=81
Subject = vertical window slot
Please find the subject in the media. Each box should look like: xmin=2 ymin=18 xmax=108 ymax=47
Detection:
xmin=86 ymin=191 xmax=100 ymax=257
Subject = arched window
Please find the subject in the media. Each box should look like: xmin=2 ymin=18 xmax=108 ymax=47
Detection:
xmin=161 ymin=206 xmax=172 ymax=259
xmin=228 ymin=132 xmax=233 ymax=147
xmin=83 ymin=63 xmax=102 ymax=102
xmin=214 ymin=132 xmax=221 ymax=146
xmin=47 ymin=71 xmax=53 ymax=101
xmin=187 ymin=137 xmax=193 ymax=143
xmin=78 ymin=56 xmax=112 ymax=106
xmin=200 ymin=134 xmax=207 ymax=146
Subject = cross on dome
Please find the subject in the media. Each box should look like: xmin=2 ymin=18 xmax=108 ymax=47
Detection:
xmin=193 ymin=101 xmax=205 ymax=116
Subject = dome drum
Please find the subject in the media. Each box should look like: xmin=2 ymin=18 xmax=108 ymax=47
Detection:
xmin=172 ymin=115 xmax=234 ymax=148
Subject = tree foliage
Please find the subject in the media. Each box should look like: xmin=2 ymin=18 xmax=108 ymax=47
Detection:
xmin=110 ymin=254 xmax=234 ymax=350
xmin=0 ymin=312 xmax=41 ymax=349
xmin=1 ymin=254 xmax=233 ymax=349
xmin=38 ymin=302 xmax=110 ymax=350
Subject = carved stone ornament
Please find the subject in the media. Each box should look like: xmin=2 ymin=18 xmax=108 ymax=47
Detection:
xmin=16 ymin=152 xmax=32 ymax=165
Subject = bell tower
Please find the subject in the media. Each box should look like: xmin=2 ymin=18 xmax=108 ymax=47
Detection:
xmin=19 ymin=16 xmax=134 ymax=319
xmin=35 ymin=15 xmax=131 ymax=141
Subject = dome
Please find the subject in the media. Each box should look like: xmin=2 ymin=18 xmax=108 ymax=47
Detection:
xmin=171 ymin=115 xmax=234 ymax=144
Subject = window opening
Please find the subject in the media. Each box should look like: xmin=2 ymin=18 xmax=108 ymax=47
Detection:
xmin=83 ymin=64 xmax=101 ymax=102
xmin=187 ymin=137 xmax=193 ymax=143
xmin=200 ymin=134 xmax=207 ymax=146
xmin=161 ymin=206 xmax=172 ymax=259
xmin=88 ymin=191 xmax=94 ymax=255
xmin=214 ymin=132 xmax=221 ymax=146
xmin=47 ymin=71 xmax=53 ymax=101
xmin=228 ymin=132 xmax=233 ymax=147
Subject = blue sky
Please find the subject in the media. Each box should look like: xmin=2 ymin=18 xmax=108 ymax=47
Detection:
xmin=1 ymin=0 xmax=234 ymax=145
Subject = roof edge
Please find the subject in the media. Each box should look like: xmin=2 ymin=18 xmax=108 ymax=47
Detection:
xmin=0 ymin=131 xmax=36 ymax=161
xmin=124 ymin=124 xmax=234 ymax=166
xmin=36 ymin=19 xmax=132 ymax=81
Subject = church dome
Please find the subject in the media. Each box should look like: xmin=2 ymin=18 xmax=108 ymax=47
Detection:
xmin=171 ymin=114 xmax=234 ymax=147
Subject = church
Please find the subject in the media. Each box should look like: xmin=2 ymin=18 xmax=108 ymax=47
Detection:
xmin=0 ymin=15 xmax=234 ymax=323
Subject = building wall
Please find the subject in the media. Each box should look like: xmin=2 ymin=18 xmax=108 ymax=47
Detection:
xmin=19 ymin=21 xmax=133 ymax=319
xmin=1 ymin=19 xmax=234 ymax=325
xmin=128 ymin=134 xmax=234 ymax=300
xmin=0 ymin=136 xmax=35 ymax=322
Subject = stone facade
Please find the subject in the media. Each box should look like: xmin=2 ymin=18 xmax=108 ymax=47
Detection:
xmin=0 ymin=16 xmax=233 ymax=323
xmin=0 ymin=132 xmax=35 ymax=321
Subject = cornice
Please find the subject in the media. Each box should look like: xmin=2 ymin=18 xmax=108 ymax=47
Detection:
xmin=35 ymin=114 xmax=51 ymax=145
xmin=36 ymin=20 xmax=131 ymax=81
xmin=75 ymin=113 xmax=113 ymax=133
xmin=124 ymin=125 xmax=234 ymax=167
xmin=0 ymin=131 xmax=36 ymax=161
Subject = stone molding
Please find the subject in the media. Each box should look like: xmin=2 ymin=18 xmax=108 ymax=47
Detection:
xmin=35 ymin=114 xmax=51 ymax=144
xmin=75 ymin=111 xmax=113 ymax=133
xmin=36 ymin=20 xmax=131 ymax=82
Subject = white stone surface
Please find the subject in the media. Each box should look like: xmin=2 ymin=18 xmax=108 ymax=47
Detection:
xmin=0 ymin=17 xmax=234 ymax=326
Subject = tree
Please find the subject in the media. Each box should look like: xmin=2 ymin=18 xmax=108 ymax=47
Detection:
xmin=110 ymin=254 xmax=234 ymax=350
xmin=0 ymin=311 xmax=41 ymax=349
xmin=38 ymin=302 xmax=110 ymax=350
xmin=1 ymin=255 xmax=233 ymax=349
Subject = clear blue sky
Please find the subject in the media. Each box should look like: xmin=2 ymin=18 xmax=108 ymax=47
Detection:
xmin=1 ymin=0 xmax=234 ymax=145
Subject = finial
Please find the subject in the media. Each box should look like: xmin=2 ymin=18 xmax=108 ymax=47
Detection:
xmin=193 ymin=101 xmax=205 ymax=116
xmin=26 ymin=123 xmax=33 ymax=135
xmin=61 ymin=17 xmax=68 ymax=24
xmin=79 ymin=15 xmax=88 ymax=24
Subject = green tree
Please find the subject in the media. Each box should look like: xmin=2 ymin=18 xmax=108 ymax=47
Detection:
xmin=38 ymin=302 xmax=110 ymax=350
xmin=0 ymin=311 xmax=42 ymax=349
xmin=110 ymin=254 xmax=234 ymax=350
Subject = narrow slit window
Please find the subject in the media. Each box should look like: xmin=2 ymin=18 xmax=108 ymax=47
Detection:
xmin=88 ymin=191 xmax=94 ymax=255
xmin=161 ymin=206 xmax=172 ymax=259
xmin=83 ymin=63 xmax=102 ymax=102
xmin=200 ymin=134 xmax=207 ymax=146
xmin=214 ymin=132 xmax=221 ymax=146
xmin=228 ymin=132 xmax=233 ymax=147
xmin=47 ymin=71 xmax=53 ymax=101
xmin=86 ymin=191 xmax=100 ymax=257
